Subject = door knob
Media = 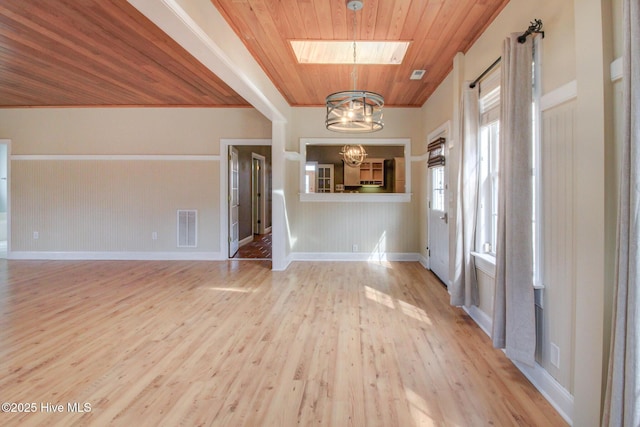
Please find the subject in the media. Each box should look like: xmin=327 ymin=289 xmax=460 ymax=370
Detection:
xmin=439 ymin=212 xmax=448 ymax=223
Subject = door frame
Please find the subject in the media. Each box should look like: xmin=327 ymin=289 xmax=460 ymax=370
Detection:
xmin=0 ymin=139 xmax=10 ymax=258
xmin=426 ymin=122 xmax=451 ymax=283
xmin=251 ymin=152 xmax=267 ymax=235
xmin=220 ymin=139 xmax=271 ymax=259
xmin=228 ymin=146 xmax=240 ymax=257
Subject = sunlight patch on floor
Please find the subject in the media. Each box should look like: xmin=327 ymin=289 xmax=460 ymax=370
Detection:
xmin=364 ymin=285 xmax=395 ymax=309
xmin=405 ymin=388 xmax=439 ymax=427
xmin=399 ymin=300 xmax=432 ymax=325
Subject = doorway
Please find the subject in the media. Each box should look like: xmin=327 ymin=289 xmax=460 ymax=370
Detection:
xmin=224 ymin=142 xmax=272 ymax=260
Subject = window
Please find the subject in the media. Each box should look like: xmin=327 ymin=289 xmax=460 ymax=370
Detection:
xmin=532 ymin=37 xmax=542 ymax=287
xmin=305 ymin=162 xmax=317 ymax=193
xmin=477 ymin=71 xmax=501 ymax=255
xmin=474 ymin=39 xmax=542 ymax=289
xmin=431 ymin=166 xmax=445 ymax=211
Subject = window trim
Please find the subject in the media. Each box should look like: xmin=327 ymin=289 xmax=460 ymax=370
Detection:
xmin=471 ymin=251 xmax=496 ymax=278
xmin=532 ymin=35 xmax=544 ymax=289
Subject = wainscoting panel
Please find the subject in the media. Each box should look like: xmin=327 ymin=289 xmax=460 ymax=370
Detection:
xmin=287 ymin=158 xmax=420 ymax=256
xmin=476 ymin=267 xmax=495 ymax=320
xmin=11 ymin=159 xmax=220 ymax=253
xmin=540 ymin=99 xmax=577 ymax=393
xmin=292 ymin=201 xmax=419 ymax=254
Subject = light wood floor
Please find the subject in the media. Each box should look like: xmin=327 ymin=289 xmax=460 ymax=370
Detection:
xmin=0 ymin=260 xmax=567 ymax=426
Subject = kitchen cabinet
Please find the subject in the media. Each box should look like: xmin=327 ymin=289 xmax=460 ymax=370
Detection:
xmin=359 ymin=158 xmax=384 ymax=185
xmin=344 ymin=159 xmax=384 ymax=187
xmin=394 ymin=157 xmax=405 ymax=193
xmin=343 ymin=161 xmax=361 ymax=186
xmin=343 ymin=158 xmax=385 ymax=187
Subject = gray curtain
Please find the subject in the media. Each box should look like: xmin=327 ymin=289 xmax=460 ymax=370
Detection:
xmin=491 ymin=33 xmax=536 ymax=365
xmin=451 ymin=85 xmax=480 ymax=307
xmin=602 ymin=0 xmax=640 ymax=425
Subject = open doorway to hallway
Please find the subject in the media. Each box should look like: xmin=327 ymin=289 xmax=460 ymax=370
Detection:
xmin=229 ymin=144 xmax=272 ymax=260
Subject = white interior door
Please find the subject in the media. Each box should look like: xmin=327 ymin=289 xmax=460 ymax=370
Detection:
xmin=428 ymin=165 xmax=449 ymax=284
xmin=0 ymin=141 xmax=8 ymax=258
xmin=252 ymin=153 xmax=266 ymax=235
xmin=229 ymin=146 xmax=239 ymax=257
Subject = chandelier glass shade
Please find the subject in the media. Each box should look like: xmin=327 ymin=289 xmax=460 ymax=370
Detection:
xmin=325 ymin=0 xmax=384 ymax=133
xmin=340 ymin=144 xmax=367 ymax=167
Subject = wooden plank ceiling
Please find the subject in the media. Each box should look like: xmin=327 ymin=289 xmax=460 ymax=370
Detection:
xmin=209 ymin=0 xmax=509 ymax=107
xmin=0 ymin=0 xmax=249 ymax=107
xmin=0 ymin=0 xmax=509 ymax=108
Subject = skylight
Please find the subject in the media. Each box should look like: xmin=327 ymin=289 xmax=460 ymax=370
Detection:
xmin=290 ymin=40 xmax=410 ymax=65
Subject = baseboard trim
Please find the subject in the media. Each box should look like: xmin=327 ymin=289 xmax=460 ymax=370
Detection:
xmin=9 ymin=250 xmax=421 ymax=264
xmin=11 ymin=154 xmax=220 ymax=161
xmin=8 ymin=251 xmax=226 ymax=261
xmin=463 ymin=305 xmax=574 ymax=425
xmin=239 ymin=235 xmax=253 ymax=247
xmin=272 ymin=253 xmax=293 ymax=271
xmin=512 ymin=360 xmax=574 ymax=425
xmin=464 ymin=305 xmax=493 ymax=337
xmin=290 ymin=252 xmax=420 ymax=262
xmin=418 ymin=254 xmax=429 ymax=269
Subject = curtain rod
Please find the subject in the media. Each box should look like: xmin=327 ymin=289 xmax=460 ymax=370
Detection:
xmin=469 ymin=57 xmax=502 ymax=89
xmin=469 ymin=19 xmax=544 ymax=89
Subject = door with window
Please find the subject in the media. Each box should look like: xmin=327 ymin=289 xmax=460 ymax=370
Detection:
xmin=428 ymin=165 xmax=449 ymax=285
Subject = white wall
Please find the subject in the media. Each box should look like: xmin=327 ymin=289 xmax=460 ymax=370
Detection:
xmin=0 ymin=108 xmax=271 ymax=257
xmin=419 ymin=73 xmax=455 ymax=262
xmin=461 ymin=0 xmax=576 ymax=93
xmin=1 ymin=104 xmax=426 ymax=260
xmin=2 ymin=108 xmax=270 ymax=155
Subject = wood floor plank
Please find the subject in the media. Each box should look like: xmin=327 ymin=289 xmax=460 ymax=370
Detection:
xmin=0 ymin=260 xmax=567 ymax=426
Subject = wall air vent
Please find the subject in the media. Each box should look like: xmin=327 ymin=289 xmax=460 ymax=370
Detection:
xmin=177 ymin=209 xmax=197 ymax=248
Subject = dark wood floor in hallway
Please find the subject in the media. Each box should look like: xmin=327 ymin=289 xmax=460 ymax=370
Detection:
xmin=234 ymin=233 xmax=272 ymax=259
xmin=0 ymin=260 xmax=567 ymax=426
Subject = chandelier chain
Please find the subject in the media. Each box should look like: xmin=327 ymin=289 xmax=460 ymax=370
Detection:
xmin=351 ymin=4 xmax=357 ymax=91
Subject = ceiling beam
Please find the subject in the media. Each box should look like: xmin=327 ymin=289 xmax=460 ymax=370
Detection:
xmin=128 ymin=0 xmax=290 ymax=122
